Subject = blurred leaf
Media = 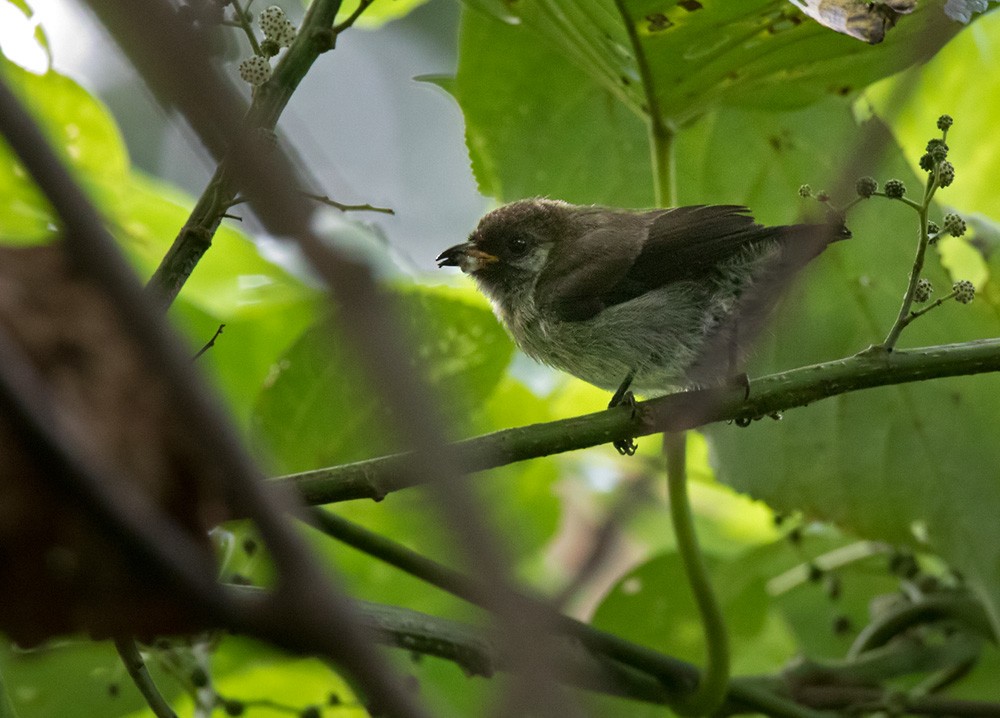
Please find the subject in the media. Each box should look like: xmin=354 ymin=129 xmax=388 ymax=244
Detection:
xmin=0 ymin=57 xmax=128 ymax=242
xmin=253 ymin=283 xmax=514 ymax=473
xmin=334 ymin=0 xmax=432 ymax=27
xmin=0 ymin=641 xmax=151 ymax=718
xmin=110 ymin=173 xmax=315 ymax=318
xmin=591 ymin=552 xmax=774 ymax=668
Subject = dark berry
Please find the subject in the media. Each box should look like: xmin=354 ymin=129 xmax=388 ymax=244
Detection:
xmin=883 ymin=179 xmax=905 ymax=199
xmin=855 ymin=176 xmax=877 ymax=198
xmin=937 ymin=114 xmax=953 ymax=131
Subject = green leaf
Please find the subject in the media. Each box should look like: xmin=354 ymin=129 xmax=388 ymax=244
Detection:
xmin=455 ymin=7 xmax=652 ymax=205
xmin=453 ymin=0 xmax=968 ymax=205
xmin=252 ymin=283 xmax=514 ymax=473
xmin=591 ymin=551 xmax=776 ymax=669
xmin=0 ymin=641 xmax=153 ymax=718
xmin=0 ymin=57 xmax=129 ymax=242
xmin=693 ymin=102 xmax=1000 ymax=629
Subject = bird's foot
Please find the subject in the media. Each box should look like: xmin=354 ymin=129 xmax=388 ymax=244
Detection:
xmin=609 ymin=388 xmax=639 ymax=456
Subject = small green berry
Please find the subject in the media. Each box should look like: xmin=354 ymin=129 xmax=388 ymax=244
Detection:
xmin=927 ymin=221 xmax=940 ymax=235
xmin=937 ymin=160 xmax=955 ymax=188
xmin=855 ymin=176 xmax=877 ymax=198
xmin=953 ymin=279 xmax=975 ymax=304
xmin=816 ymin=190 xmax=830 ymax=203
xmin=919 ymin=153 xmax=935 ymax=172
xmin=798 ymin=184 xmax=812 ymax=198
xmin=913 ymin=278 xmax=933 ymax=303
xmin=943 ymin=212 xmax=966 ymax=237
xmin=238 ymin=56 xmax=271 ymax=86
xmin=937 ymin=114 xmax=953 ymax=131
xmin=884 ymin=179 xmax=906 ymax=199
xmin=224 ymin=700 xmax=245 ymax=717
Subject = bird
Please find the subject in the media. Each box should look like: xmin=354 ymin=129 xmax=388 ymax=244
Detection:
xmin=437 ymin=198 xmax=847 ymax=453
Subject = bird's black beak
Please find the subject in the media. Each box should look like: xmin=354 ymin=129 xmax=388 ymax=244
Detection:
xmin=436 ymin=242 xmax=498 ymax=273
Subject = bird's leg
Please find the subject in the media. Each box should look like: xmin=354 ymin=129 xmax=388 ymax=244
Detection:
xmin=608 ymin=370 xmax=638 ymax=456
xmin=726 ymin=321 xmax=750 ymax=400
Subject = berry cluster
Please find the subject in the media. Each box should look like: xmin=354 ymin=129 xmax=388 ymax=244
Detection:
xmin=236 ymin=5 xmax=299 ymax=88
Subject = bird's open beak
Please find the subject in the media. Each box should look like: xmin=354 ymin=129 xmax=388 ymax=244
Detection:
xmin=436 ymin=243 xmax=499 ymax=273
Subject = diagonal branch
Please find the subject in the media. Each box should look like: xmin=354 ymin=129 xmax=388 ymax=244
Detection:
xmin=281 ymin=338 xmax=1000 ymax=504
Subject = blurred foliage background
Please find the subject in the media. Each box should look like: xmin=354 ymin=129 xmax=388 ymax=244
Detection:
xmin=2 ymin=0 xmax=1000 ymax=715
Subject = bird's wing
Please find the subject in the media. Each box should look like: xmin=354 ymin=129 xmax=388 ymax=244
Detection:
xmin=537 ymin=206 xmax=796 ymax=323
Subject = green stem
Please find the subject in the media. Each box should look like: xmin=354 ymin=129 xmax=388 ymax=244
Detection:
xmin=664 ymin=433 xmax=730 ymax=716
xmin=114 ymin=637 xmax=179 ymax=718
xmin=882 ymin=170 xmax=941 ymax=349
xmin=612 ymin=0 xmax=675 ymax=208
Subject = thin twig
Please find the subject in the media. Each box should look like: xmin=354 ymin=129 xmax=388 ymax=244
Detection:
xmin=230 ymin=0 xmax=262 ymax=56
xmin=332 ymin=0 xmax=377 ymax=33
xmin=114 ymin=637 xmax=179 ymax=718
xmin=304 ymin=193 xmax=394 ymax=214
xmin=193 ymin=324 xmax=225 ymax=360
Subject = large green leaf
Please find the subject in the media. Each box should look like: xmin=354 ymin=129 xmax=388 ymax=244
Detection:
xmin=252 ymin=284 xmax=515 ymax=473
xmin=455 ymin=7 xmax=652 ymax=205
xmin=453 ymin=0 xmax=970 ymax=204
xmin=694 ymin=102 xmax=1000 ymax=629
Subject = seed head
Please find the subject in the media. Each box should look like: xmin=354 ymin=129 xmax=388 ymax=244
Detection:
xmin=913 ymin=278 xmax=933 ymax=303
xmin=855 ymin=176 xmax=877 ymax=198
xmin=953 ymin=280 xmax=975 ymax=304
xmin=943 ymin=212 xmax=966 ymax=237
xmin=884 ymin=179 xmax=906 ymax=199
xmin=238 ymin=55 xmax=271 ymax=86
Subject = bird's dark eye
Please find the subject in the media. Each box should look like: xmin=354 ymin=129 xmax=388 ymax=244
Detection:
xmin=508 ymin=235 xmax=529 ymax=257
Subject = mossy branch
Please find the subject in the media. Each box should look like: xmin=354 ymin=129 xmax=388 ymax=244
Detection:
xmin=279 ymin=338 xmax=1000 ymax=504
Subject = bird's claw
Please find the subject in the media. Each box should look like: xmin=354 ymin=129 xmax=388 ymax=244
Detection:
xmin=609 ymin=389 xmax=639 ymax=456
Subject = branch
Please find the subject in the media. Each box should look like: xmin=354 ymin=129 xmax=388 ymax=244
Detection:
xmin=144 ymin=0 xmax=353 ymax=304
xmin=281 ymin=339 xmax=1000 ymax=504
xmin=114 ymin=637 xmax=179 ymax=718
xmin=307 ymin=509 xmax=822 ymax=718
